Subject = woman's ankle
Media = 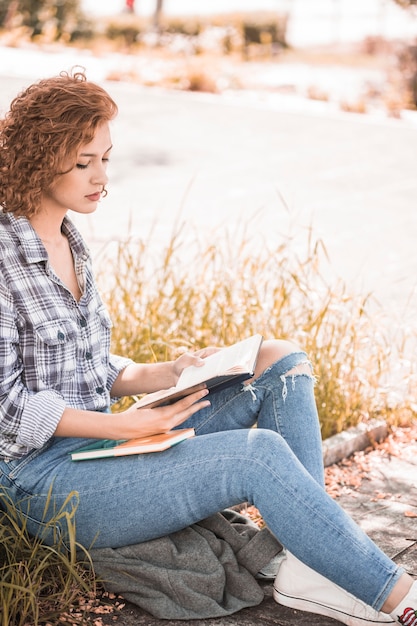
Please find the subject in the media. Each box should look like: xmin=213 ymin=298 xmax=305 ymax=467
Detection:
xmin=381 ymin=574 xmax=413 ymax=613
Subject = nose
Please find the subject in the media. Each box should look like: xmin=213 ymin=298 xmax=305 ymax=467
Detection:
xmin=91 ymin=162 xmax=108 ymax=188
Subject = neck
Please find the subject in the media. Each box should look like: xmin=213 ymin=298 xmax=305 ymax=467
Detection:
xmin=29 ymin=211 xmax=66 ymax=246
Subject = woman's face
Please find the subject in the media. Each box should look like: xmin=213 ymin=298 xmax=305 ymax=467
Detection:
xmin=42 ymin=122 xmax=112 ymax=217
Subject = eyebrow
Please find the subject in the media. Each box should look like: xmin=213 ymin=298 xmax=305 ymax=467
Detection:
xmin=79 ymin=145 xmax=113 ymax=157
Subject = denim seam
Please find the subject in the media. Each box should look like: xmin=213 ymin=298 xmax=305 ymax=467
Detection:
xmin=192 ymin=388 xmax=254 ymax=433
xmin=6 ymin=440 xmax=54 ymax=480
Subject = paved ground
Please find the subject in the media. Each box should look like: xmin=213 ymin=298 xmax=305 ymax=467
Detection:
xmin=98 ymin=432 xmax=417 ymax=625
xmin=91 ymin=78 xmax=417 ymax=324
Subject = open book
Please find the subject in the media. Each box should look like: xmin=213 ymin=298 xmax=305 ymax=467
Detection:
xmin=71 ymin=428 xmax=195 ymax=461
xmin=134 ymin=334 xmax=263 ymax=410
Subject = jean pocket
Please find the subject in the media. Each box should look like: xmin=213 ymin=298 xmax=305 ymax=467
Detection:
xmin=5 ymin=441 xmax=52 ymax=484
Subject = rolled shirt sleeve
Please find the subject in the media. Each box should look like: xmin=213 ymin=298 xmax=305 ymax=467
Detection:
xmin=107 ymin=353 xmax=135 ymax=402
xmin=16 ymin=390 xmax=67 ymax=450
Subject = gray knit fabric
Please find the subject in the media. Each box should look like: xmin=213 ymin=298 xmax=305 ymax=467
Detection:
xmin=89 ymin=509 xmax=282 ymax=620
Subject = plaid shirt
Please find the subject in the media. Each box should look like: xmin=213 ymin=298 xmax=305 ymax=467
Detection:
xmin=0 ymin=211 xmax=132 ymax=459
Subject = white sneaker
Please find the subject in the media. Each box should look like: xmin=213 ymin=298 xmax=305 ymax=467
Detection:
xmin=273 ymin=552 xmax=395 ymax=625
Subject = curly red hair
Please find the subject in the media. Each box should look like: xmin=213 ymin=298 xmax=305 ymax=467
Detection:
xmin=0 ymin=69 xmax=118 ymax=217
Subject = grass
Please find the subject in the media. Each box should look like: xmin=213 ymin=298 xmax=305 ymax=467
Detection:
xmin=99 ymin=219 xmax=416 ymax=439
xmin=0 ymin=487 xmax=101 ymax=626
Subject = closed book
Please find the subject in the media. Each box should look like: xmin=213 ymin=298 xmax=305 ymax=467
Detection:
xmin=71 ymin=428 xmax=195 ymax=461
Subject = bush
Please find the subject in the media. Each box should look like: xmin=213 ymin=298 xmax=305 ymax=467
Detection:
xmin=105 ymin=17 xmax=142 ymax=48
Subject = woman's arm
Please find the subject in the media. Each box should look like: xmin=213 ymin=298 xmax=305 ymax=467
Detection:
xmin=54 ymin=387 xmax=210 ymax=440
xmin=55 ymin=348 xmax=218 ymax=441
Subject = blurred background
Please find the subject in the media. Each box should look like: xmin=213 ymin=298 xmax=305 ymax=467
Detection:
xmin=2 ymin=0 xmax=417 ymax=113
xmin=0 ymin=0 xmax=416 ymax=318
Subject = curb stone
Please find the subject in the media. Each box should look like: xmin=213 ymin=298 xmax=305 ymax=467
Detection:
xmin=322 ymin=418 xmax=388 ymax=467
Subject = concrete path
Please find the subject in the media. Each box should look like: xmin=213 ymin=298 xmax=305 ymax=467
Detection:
xmin=97 ymin=79 xmax=417 ymax=324
xmin=1 ymin=55 xmax=417 ymax=323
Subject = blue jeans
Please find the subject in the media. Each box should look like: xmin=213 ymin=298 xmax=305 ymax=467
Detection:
xmin=0 ymin=351 xmax=402 ymax=611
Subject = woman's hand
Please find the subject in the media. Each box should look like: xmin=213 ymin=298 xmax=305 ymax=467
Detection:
xmin=111 ymin=347 xmax=223 ymax=397
xmin=172 ymin=346 xmax=222 ymax=380
xmin=115 ymin=387 xmax=211 ymax=440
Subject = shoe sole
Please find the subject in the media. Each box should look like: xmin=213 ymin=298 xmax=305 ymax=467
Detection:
xmin=273 ymin=587 xmax=395 ymax=625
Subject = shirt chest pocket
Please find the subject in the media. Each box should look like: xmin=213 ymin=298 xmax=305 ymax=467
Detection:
xmin=34 ymin=319 xmax=78 ymax=387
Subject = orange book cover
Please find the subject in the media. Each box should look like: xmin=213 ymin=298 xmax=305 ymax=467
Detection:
xmin=71 ymin=428 xmax=195 ymax=461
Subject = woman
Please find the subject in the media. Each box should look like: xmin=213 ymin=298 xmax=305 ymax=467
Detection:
xmin=0 ymin=70 xmax=415 ymax=626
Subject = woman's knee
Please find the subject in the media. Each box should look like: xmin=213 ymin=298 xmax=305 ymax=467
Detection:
xmin=253 ymin=338 xmax=308 ymax=378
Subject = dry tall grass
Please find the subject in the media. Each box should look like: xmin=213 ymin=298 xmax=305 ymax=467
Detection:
xmin=98 ymin=222 xmax=417 ymax=440
xmin=0 ymin=488 xmax=97 ymax=626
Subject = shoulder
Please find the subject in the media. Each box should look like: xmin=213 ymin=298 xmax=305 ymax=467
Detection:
xmin=0 ymin=211 xmax=19 ymax=249
xmin=0 ymin=212 xmax=32 ymax=278
xmin=0 ymin=211 xmax=43 ymax=262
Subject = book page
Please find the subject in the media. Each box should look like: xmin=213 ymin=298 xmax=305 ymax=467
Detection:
xmin=133 ymin=334 xmax=263 ymax=409
xmin=177 ymin=334 xmax=262 ymax=389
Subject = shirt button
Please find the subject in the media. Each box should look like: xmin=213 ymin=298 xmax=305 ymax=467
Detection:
xmin=96 ymin=387 xmax=105 ymax=395
xmin=57 ymin=331 xmax=65 ymax=341
xmin=86 ymin=351 xmax=92 ymax=360
xmin=79 ymin=318 xmax=87 ymax=328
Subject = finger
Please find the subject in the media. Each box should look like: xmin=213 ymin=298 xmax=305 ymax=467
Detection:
xmin=195 ymin=347 xmax=221 ymax=359
xmin=166 ymin=386 xmax=209 ymax=413
xmin=172 ymin=387 xmax=209 ymax=409
xmin=174 ymin=353 xmax=205 ymax=374
xmin=171 ymin=395 xmax=211 ymax=428
xmin=181 ymin=353 xmax=207 ymax=367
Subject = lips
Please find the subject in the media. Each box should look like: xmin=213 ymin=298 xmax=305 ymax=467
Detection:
xmin=86 ymin=192 xmax=101 ymax=202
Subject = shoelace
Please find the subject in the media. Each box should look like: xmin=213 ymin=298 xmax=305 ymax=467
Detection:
xmin=399 ymin=607 xmax=417 ymax=625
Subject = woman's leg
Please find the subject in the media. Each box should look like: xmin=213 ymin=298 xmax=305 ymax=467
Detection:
xmin=181 ymin=340 xmax=325 ymax=485
xmin=0 ymin=426 xmax=403 ymax=612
